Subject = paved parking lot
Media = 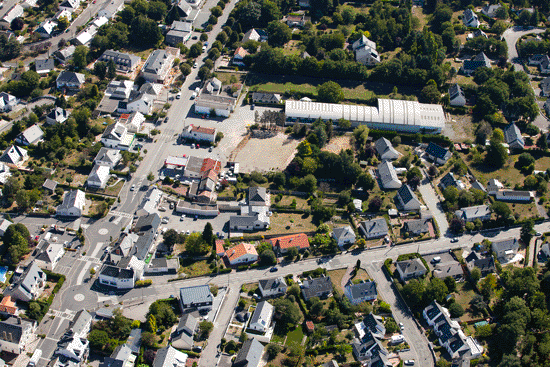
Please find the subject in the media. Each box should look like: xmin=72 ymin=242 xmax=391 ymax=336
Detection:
xmin=422 ymin=251 xmax=455 ymax=270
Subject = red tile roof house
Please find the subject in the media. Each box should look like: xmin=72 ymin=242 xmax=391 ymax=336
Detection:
xmin=270 ymin=233 xmax=310 ymax=255
xmin=305 ymin=320 xmax=314 ymax=333
xmin=215 ymin=239 xmax=225 ymax=257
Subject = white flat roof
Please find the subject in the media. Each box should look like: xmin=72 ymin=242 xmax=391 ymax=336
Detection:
xmin=285 ymin=98 xmax=445 ymax=130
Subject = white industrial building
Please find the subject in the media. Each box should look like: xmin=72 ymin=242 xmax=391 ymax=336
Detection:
xmin=285 ymin=99 xmax=445 ymax=134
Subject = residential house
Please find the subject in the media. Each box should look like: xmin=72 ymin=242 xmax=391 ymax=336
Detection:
xmin=462 ymin=9 xmax=480 ymax=27
xmin=541 ymin=77 xmax=550 ymax=97
xmin=101 ymin=122 xmax=135 ymax=150
xmin=242 ymin=28 xmax=268 ymax=43
xmin=215 ymin=239 xmax=225 ymax=257
xmin=258 ymin=277 xmax=287 ymax=298
xmin=0 ymin=163 xmax=11 ymax=184
xmin=0 ymin=5 xmax=24 ymax=30
xmin=171 ymin=314 xmax=197 ymax=350
xmin=352 ymin=35 xmax=376 ymax=51
xmin=471 ymin=180 xmax=486 ymax=193
xmin=179 ymin=285 xmax=213 ymax=312
xmin=433 ymin=261 xmax=464 ymax=280
xmin=101 ymin=344 xmax=136 ymax=367
xmin=540 ymin=242 xmax=550 ymax=258
xmin=471 ymin=29 xmax=488 ymax=38
xmin=426 ymin=142 xmax=452 ymax=165
xmin=136 ymin=190 xmax=163 ymax=218
xmin=529 ymin=54 xmax=548 ymax=66
xmin=141 ymin=49 xmax=178 ymax=83
xmin=286 ymin=14 xmax=310 ymax=27
xmin=424 ymin=301 xmax=483 ymax=360
xmin=224 ymin=242 xmax=258 ymax=266
xmin=465 ymin=251 xmax=495 ymax=276
xmin=495 ymin=189 xmax=533 ymax=202
xmin=270 ymin=233 xmax=310 ymax=254
xmin=42 ymin=178 xmax=57 ymax=193
xmin=98 ymin=50 xmax=141 ymax=73
xmin=98 ymin=256 xmax=143 ymax=289
xmin=165 ymin=21 xmax=192 ymax=46
xmin=355 ymin=43 xmax=380 ymax=66
xmin=59 ymin=0 xmax=80 ymax=12
xmin=105 ymin=80 xmax=134 ymax=100
xmin=54 ymin=309 xmax=92 ymax=365
xmin=396 ymin=258 xmax=427 ymax=281
xmin=194 ymin=77 xmax=242 ymax=117
xmin=34 ymin=241 xmax=65 ymax=271
xmin=5 ymin=262 xmax=46 ymax=302
xmin=35 ymin=20 xmax=57 ymax=38
xmin=378 ymin=161 xmax=402 ymax=189
xmin=374 ymin=137 xmax=401 ymax=161
xmin=248 ymin=300 xmax=273 ymax=333
xmin=98 ymin=0 xmax=124 ymax=19
xmin=232 ymin=47 xmax=249 ymax=67
xmin=298 ymin=0 xmax=310 ymax=7
xmin=402 ymin=218 xmax=431 ymax=237
xmin=0 ymin=92 xmax=18 ymax=112
xmin=449 ymin=84 xmax=467 ymax=107
xmin=461 ymin=52 xmax=491 ymax=75
xmin=486 ymin=179 xmax=504 ymax=195
xmin=545 ymin=98 xmax=550 ymax=115
xmin=455 ymin=205 xmax=491 ymax=222
xmin=251 ymin=92 xmax=281 ymax=104
xmin=181 ymin=124 xmax=217 ymax=143
xmin=46 ymin=107 xmax=70 ymax=125
xmin=481 ymin=4 xmax=502 ymax=18
xmin=15 ymin=124 xmax=44 ymax=146
xmin=94 ymin=147 xmax=122 ymax=168
xmin=119 ymin=111 xmax=146 ymax=133
xmin=248 ymin=187 xmax=269 ymax=206
xmin=54 ymin=45 xmax=76 ymax=64
xmin=54 ymin=9 xmax=72 ymax=21
xmin=229 ymin=213 xmax=269 ymax=231
xmin=359 ymin=218 xmax=389 ymax=239
xmin=56 ymin=189 xmax=86 ymax=217
xmin=56 ymin=71 xmax=85 ymax=90
xmin=352 ymin=313 xmax=390 ymax=367
xmin=144 ymin=258 xmax=178 ymax=274
xmin=301 ymin=276 xmax=333 ymax=301
xmin=0 ymin=218 xmax=12 ymax=237
xmin=152 ymin=346 xmax=187 ymax=367
xmin=439 ymin=172 xmax=465 ymax=191
xmin=539 ymin=56 xmax=550 ymax=74
xmin=0 ymin=145 xmax=27 ymax=165
xmin=0 ymin=296 xmax=17 ymax=315
xmin=345 ymin=280 xmax=377 ymax=305
xmin=175 ymin=0 xmax=192 ymax=17
xmin=233 ymin=338 xmax=264 ymax=367
xmin=492 ymin=238 xmax=519 ymax=262
xmin=87 ymin=164 xmax=110 ymax=189
xmin=504 ymin=123 xmax=524 ymax=150
xmin=0 ymin=317 xmax=36 ymax=354
xmin=118 ymin=91 xmax=154 ymax=115
xmin=332 ymin=226 xmax=356 ymax=249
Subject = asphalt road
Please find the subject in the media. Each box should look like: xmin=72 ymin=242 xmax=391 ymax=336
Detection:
xmin=501 ymin=26 xmax=546 ymax=65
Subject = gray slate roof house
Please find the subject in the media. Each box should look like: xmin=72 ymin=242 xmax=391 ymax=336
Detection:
xmin=179 ymin=285 xmax=213 ymax=310
xmin=462 ymin=52 xmax=491 ymax=75
xmin=344 ymin=280 xmax=377 ymax=305
xmin=403 ymin=218 xmax=430 ymax=236
xmin=258 ymin=276 xmax=287 ymax=298
xmin=56 ymin=71 xmax=85 ymax=89
xmin=101 ymin=344 xmax=134 ymax=367
xmin=242 ymin=28 xmax=268 ymax=43
xmin=374 ymin=137 xmax=401 ymax=161
xmin=0 ymin=145 xmax=27 ymax=164
xmin=301 ymin=276 xmax=333 ymax=301
xmin=134 ymin=213 xmax=161 ymax=233
xmin=332 ymin=225 xmax=356 ymax=249
xmin=251 ymin=92 xmax=281 ymax=104
xmin=248 ymin=186 xmax=268 ymax=206
xmin=46 ymin=107 xmax=70 ymax=125
xmin=125 ymin=329 xmax=142 ymax=354
xmin=492 ymin=238 xmax=519 ymax=262
xmin=5 ymin=262 xmax=46 ymax=302
xmin=54 ymin=45 xmax=76 ymax=63
xmin=165 ymin=21 xmax=192 ymax=46
xmin=378 ymin=160 xmax=402 ymax=189
xmin=433 ymin=261 xmax=464 ymax=280
xmin=481 ymin=3 xmax=502 ymax=17
xmin=439 ymin=172 xmax=463 ymax=190
xmin=152 ymin=345 xmax=188 ymax=367
xmin=35 ymin=58 xmax=55 ymax=74
xmin=94 ymin=147 xmax=122 ymax=167
xmin=504 ymin=123 xmax=524 ymax=150
xmin=449 ymin=84 xmax=466 ymax=107
xmin=0 ymin=218 xmax=13 ymax=237
xmin=171 ymin=314 xmax=197 ymax=349
xmin=426 ymin=142 xmax=452 ymax=164
xmin=98 ymin=50 xmax=141 ymax=73
xmin=465 ymin=251 xmax=495 ymax=276
xmin=471 ymin=180 xmax=486 ymax=192
xmin=233 ymin=338 xmax=264 ymax=367
xmin=0 ymin=316 xmax=36 ymax=354
xmin=360 ymin=218 xmax=389 ymax=239
xmin=395 ymin=184 xmax=422 ymax=211
xmin=455 ymin=205 xmax=491 ymax=222
xmin=396 ymin=258 xmax=427 ymax=281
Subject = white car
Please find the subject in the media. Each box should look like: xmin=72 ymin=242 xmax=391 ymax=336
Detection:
xmin=193 ymin=62 xmax=198 ymax=68
xmin=176 ymin=92 xmax=181 ymax=99
xmin=404 ymin=360 xmax=415 ymax=366
xmin=130 ymin=184 xmax=135 ymax=191
xmin=186 ymin=229 xmax=190 ymax=235
xmin=180 ymin=215 xmax=185 ymax=221
xmin=399 ymin=322 xmax=404 ymax=330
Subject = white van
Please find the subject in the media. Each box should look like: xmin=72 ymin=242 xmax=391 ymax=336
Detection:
xmin=28 ymin=349 xmax=42 ymax=367
xmin=431 ymin=256 xmax=441 ymax=263
xmin=390 ymin=335 xmax=405 ymax=344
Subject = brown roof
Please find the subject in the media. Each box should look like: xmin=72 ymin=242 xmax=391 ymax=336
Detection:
xmin=234 ymin=47 xmax=249 ymax=58
xmin=305 ymin=320 xmax=314 ymax=331
xmin=191 ymin=125 xmax=216 ymax=135
xmin=225 ymin=242 xmax=258 ymax=262
xmin=215 ymin=239 xmax=225 ymax=255
xmin=270 ymin=233 xmax=310 ymax=250
xmin=201 ymin=158 xmax=221 ymax=173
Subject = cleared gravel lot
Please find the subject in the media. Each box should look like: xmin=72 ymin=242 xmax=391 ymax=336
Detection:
xmin=234 ymin=133 xmax=300 ymax=173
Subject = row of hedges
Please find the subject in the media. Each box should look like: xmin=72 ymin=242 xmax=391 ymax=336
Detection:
xmin=368 ymin=129 xmax=453 ymax=147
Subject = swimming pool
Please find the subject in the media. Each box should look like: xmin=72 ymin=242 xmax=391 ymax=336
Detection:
xmin=0 ymin=266 xmax=7 ymax=283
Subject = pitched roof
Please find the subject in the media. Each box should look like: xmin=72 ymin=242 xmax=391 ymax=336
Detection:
xmin=345 ymin=280 xmax=377 ymax=301
xmin=99 ymin=265 xmax=134 ymax=279
xmin=374 ymin=137 xmax=400 ymax=159
xmin=378 ymin=160 xmax=401 ymax=188
xmin=332 ymin=226 xmax=355 ymax=241
xmin=43 ymin=178 xmax=58 ymax=191
xmin=35 ymin=58 xmax=55 ymax=72
xmin=234 ymin=46 xmax=249 ymax=58
xmin=258 ymin=277 xmax=286 ymax=292
xmin=302 ymin=276 xmax=333 ymax=300
xmin=396 ymin=258 xmax=426 ymax=276
xmin=47 ymin=107 xmax=69 ymax=123
xmin=463 ymin=52 xmax=491 ymax=71
xmin=57 ymin=71 xmax=85 ymax=85
xmin=0 ymin=145 xmax=27 ymax=164
xmin=439 ymin=172 xmax=460 ymax=189
xmin=397 ymin=184 xmax=419 ymax=206
xmin=225 ymin=242 xmax=258 ymax=262
xmin=17 ymin=124 xmax=44 ymax=145
xmin=190 ymin=124 xmax=216 ymax=135
xmin=0 ymin=317 xmax=34 ymax=344
xmin=215 ymin=239 xmax=225 ymax=255
xmin=152 ymin=345 xmax=187 ymax=367
xmin=492 ymin=238 xmax=519 ymax=254
xmin=360 ymin=218 xmax=388 ymax=235
xmin=403 ymin=218 xmax=430 ymax=234
xmin=94 ymin=147 xmax=121 ymax=165
xmin=233 ymin=338 xmax=264 ymax=367
xmin=57 ymin=189 xmax=85 ymax=212
xmin=455 ymin=205 xmax=490 ymax=221
xmin=449 ymin=84 xmax=465 ymax=101
xmin=249 ymin=186 xmax=267 ymax=203
xmin=270 ymin=233 xmax=310 ymax=250
xmin=504 ymin=123 xmax=524 ymax=146
xmin=426 ymin=142 xmax=450 ymax=160
xmin=179 ymin=285 xmax=213 ymax=306
xmin=249 ymin=300 xmax=273 ymax=328
xmin=433 ymin=261 xmax=464 ymax=279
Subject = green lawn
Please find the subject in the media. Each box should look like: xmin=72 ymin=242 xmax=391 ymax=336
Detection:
xmin=285 ymin=326 xmax=305 ymax=346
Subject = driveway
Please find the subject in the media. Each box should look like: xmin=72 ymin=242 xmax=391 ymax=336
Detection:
xmin=418 ymin=175 xmax=449 ymax=236
xmin=502 ymin=26 xmax=546 ymax=64
xmin=368 ymin=264 xmax=434 ymax=367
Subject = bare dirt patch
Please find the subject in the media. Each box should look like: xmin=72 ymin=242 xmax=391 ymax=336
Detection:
xmin=322 ymin=135 xmax=352 ymax=154
xmin=234 ymin=133 xmax=301 ymax=173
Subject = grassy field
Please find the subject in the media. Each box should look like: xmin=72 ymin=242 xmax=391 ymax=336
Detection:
xmin=285 ymin=325 xmax=305 ymax=346
xmin=453 ymin=282 xmax=481 ymax=323
xmin=180 ymin=259 xmax=211 ymax=277
xmin=505 ymin=201 xmax=538 ymax=220
xmin=329 ymin=268 xmax=371 ymax=293
xmin=245 ymin=73 xmax=419 ymax=102
xmin=254 ymin=212 xmax=317 ymax=236
xmin=215 ymin=71 xmax=246 ymax=85
xmin=466 ymin=153 xmax=525 ymax=188
xmin=274 ymin=195 xmax=309 ymax=210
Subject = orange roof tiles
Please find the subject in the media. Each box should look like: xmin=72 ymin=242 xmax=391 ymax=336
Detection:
xmin=305 ymin=320 xmax=314 ymax=331
xmin=270 ymin=233 xmax=310 ymax=250
xmin=225 ymin=242 xmax=258 ymax=263
xmin=191 ymin=125 xmax=216 ymax=135
xmin=215 ymin=239 xmax=225 ymax=256
xmin=201 ymin=158 xmax=221 ymax=173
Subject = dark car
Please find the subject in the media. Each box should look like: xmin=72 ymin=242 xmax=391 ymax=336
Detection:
xmin=270 ymin=267 xmax=278 ymax=272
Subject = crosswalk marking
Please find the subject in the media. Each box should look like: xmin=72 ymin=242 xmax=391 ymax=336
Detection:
xmin=109 ymin=211 xmax=133 ymax=219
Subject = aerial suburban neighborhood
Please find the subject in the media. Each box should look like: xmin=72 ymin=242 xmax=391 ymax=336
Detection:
xmin=0 ymin=0 xmax=549 ymax=366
